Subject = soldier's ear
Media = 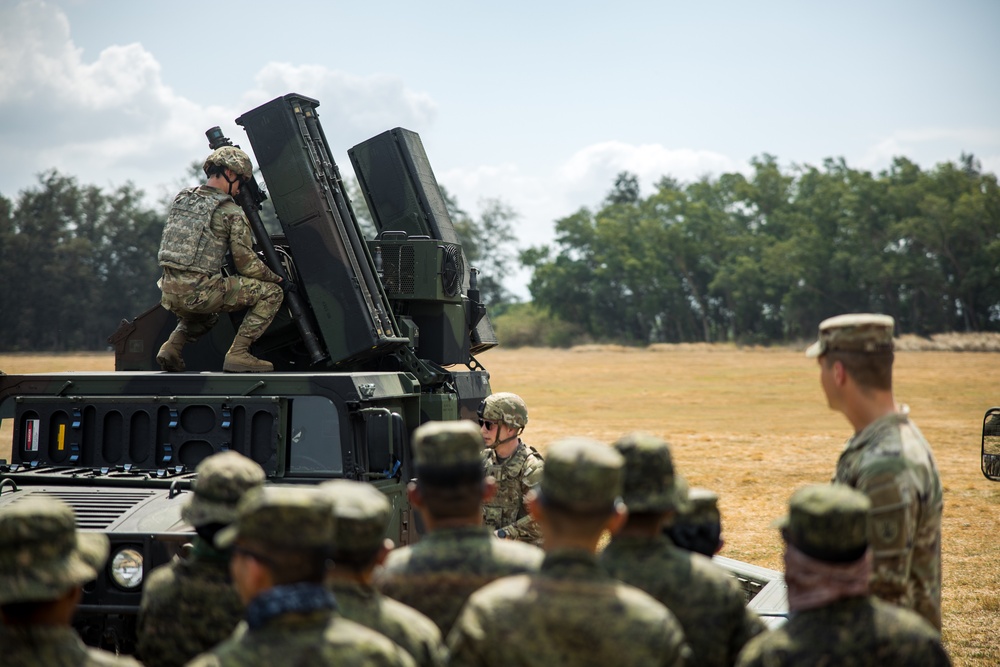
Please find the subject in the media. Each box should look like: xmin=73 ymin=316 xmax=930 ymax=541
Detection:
xmin=526 ymin=490 xmax=543 ymax=523
xmin=605 ymin=502 xmax=628 ymax=537
xmin=407 ymin=482 xmax=423 ymax=510
xmin=374 ymin=538 xmax=394 ymax=566
xmin=482 ymin=477 xmax=498 ymax=503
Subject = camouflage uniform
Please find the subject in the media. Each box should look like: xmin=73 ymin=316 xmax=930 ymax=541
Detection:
xmin=188 ymin=486 xmax=415 ymax=667
xmin=736 ymin=484 xmax=950 ymax=666
xmin=375 ymin=420 xmax=544 ymax=636
xmin=603 ymin=433 xmax=765 ymax=667
xmin=0 ymin=496 xmax=142 ymax=667
xmin=138 ymin=452 xmax=265 ymax=667
xmin=321 ymin=480 xmax=446 ymax=667
xmin=807 ymin=314 xmax=943 ymax=629
xmin=479 ymin=392 xmax=544 ymax=544
xmin=448 ymin=437 xmax=689 ymax=667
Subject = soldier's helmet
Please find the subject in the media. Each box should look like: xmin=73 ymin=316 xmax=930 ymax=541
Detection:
xmin=479 ymin=392 xmax=529 ymax=429
xmin=182 ymin=451 xmax=266 ymax=527
xmin=203 ymin=146 xmax=253 ymax=179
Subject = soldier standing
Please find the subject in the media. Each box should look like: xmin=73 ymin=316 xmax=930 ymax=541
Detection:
xmin=137 ymin=451 xmax=266 ymax=667
xmin=448 ymin=437 xmax=690 ymax=667
xmin=602 ymin=433 xmax=765 ymax=667
xmin=186 ymin=485 xmax=414 ymax=667
xmin=375 ymin=420 xmax=543 ymax=636
xmin=320 ymin=479 xmax=447 ymax=667
xmin=736 ymin=484 xmax=950 ymax=666
xmin=807 ymin=313 xmax=943 ymax=629
xmin=156 ymin=146 xmax=288 ymax=373
xmin=0 ymin=495 xmax=142 ymax=667
xmin=479 ymin=392 xmax=544 ymax=544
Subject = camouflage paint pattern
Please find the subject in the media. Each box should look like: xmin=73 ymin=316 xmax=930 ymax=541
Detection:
xmin=203 ymin=147 xmax=253 ymax=179
xmin=375 ymin=526 xmax=544 ymax=636
xmin=412 ymin=420 xmax=484 ymax=468
xmin=158 ymin=188 xmax=233 ymax=275
xmin=538 ymin=437 xmax=623 ymax=512
xmin=482 ymin=440 xmax=544 ymax=544
xmin=775 ymin=484 xmax=871 ymax=561
xmin=479 ymin=392 xmax=528 ymax=429
xmin=185 ymin=610 xmax=416 ymax=667
xmin=602 ymin=535 xmax=766 ymax=667
xmin=216 ymin=486 xmax=335 ymax=550
xmin=137 ymin=540 xmax=244 ymax=667
xmin=447 ymin=548 xmax=690 ymax=667
xmin=735 ymin=596 xmax=950 ymax=666
xmin=329 ymin=580 xmax=446 ymax=667
xmin=0 ymin=624 xmax=143 ymax=667
xmin=833 ymin=410 xmax=943 ymax=630
xmin=182 ymin=451 xmax=266 ymax=527
xmin=805 ymin=313 xmax=895 ymax=358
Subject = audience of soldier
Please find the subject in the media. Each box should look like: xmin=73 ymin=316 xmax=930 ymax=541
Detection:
xmin=478 ymin=392 xmax=544 ymax=544
xmin=0 ymin=495 xmax=143 ymax=667
xmin=321 ymin=479 xmax=447 ymax=667
xmin=375 ymin=420 xmax=544 ymax=636
xmin=447 ymin=436 xmax=690 ymax=667
xmin=735 ymin=484 xmax=950 ymax=666
xmin=602 ymin=432 xmax=766 ymax=666
xmin=138 ymin=451 xmax=265 ymax=667
xmin=808 ymin=313 xmax=944 ymax=629
xmin=666 ymin=483 xmax=725 ymax=557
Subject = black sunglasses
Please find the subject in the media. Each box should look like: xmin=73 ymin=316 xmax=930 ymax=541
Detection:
xmin=478 ymin=419 xmax=495 ymax=429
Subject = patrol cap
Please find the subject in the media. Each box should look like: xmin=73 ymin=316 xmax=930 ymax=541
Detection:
xmin=775 ymin=484 xmax=871 ymax=563
xmin=0 ymin=495 xmax=109 ymax=604
xmin=412 ymin=420 xmax=485 ymax=485
xmin=805 ymin=313 xmax=895 ymax=358
xmin=320 ymin=479 xmax=391 ymax=555
xmin=203 ymin=146 xmax=253 ymax=179
xmin=182 ymin=451 xmax=266 ymax=527
xmin=613 ymin=432 xmax=685 ymax=513
xmin=680 ymin=487 xmax=721 ymax=526
xmin=215 ymin=485 xmax=334 ymax=550
xmin=539 ymin=437 xmax=624 ymax=512
xmin=479 ymin=392 xmax=529 ymax=429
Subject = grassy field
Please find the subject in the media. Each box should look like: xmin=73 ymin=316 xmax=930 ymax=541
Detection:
xmin=1 ymin=346 xmax=997 ymax=665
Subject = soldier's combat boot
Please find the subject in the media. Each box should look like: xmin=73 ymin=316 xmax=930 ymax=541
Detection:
xmin=156 ymin=331 xmax=187 ymax=372
xmin=223 ymin=335 xmax=273 ymax=373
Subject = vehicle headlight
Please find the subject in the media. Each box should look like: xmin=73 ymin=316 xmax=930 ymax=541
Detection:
xmin=109 ymin=547 xmax=144 ymax=589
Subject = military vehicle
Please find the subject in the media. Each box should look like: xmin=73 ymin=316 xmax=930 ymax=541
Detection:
xmin=0 ymin=93 xmax=496 ymax=652
xmin=982 ymin=407 xmax=1000 ymax=481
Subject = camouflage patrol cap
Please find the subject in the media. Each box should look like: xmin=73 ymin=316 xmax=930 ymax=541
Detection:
xmin=215 ymin=485 xmax=334 ymax=550
xmin=182 ymin=451 xmax=266 ymax=527
xmin=320 ymin=479 xmax=391 ymax=555
xmin=0 ymin=495 xmax=109 ymax=604
xmin=613 ymin=432 xmax=685 ymax=513
xmin=203 ymin=146 xmax=253 ymax=179
xmin=412 ymin=420 xmax=485 ymax=469
xmin=539 ymin=437 xmax=624 ymax=512
xmin=775 ymin=484 xmax=871 ymax=562
xmin=680 ymin=487 xmax=721 ymax=526
xmin=805 ymin=313 xmax=895 ymax=358
xmin=479 ymin=392 xmax=529 ymax=429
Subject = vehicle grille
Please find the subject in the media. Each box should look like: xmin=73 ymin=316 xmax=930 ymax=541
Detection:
xmin=11 ymin=489 xmax=158 ymax=529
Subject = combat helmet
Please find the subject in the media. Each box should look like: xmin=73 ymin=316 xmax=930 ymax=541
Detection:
xmin=203 ymin=146 xmax=253 ymax=179
xmin=478 ymin=392 xmax=528 ymax=430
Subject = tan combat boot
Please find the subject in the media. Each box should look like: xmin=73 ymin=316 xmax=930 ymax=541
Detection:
xmin=223 ymin=335 xmax=273 ymax=373
xmin=156 ymin=331 xmax=187 ymax=372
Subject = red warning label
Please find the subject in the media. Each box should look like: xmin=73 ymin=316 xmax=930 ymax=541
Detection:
xmin=25 ymin=419 xmax=40 ymax=452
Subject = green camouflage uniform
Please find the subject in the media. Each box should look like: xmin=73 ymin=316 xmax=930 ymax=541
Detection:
xmin=158 ymin=184 xmax=283 ymax=342
xmin=0 ymin=496 xmax=141 ymax=667
xmin=482 ymin=439 xmax=544 ymax=544
xmin=448 ymin=437 xmax=689 ymax=667
xmin=138 ymin=452 xmax=265 ymax=667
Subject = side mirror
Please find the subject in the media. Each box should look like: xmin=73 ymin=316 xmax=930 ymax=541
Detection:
xmin=982 ymin=407 xmax=1000 ymax=482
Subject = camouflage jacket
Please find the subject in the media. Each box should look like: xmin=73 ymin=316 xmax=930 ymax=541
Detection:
xmin=375 ymin=525 xmax=544 ymax=636
xmin=158 ymin=185 xmax=280 ymax=296
xmin=447 ymin=547 xmax=690 ymax=667
xmin=735 ymin=596 xmax=951 ymax=666
xmin=0 ymin=624 xmax=142 ymax=667
xmin=138 ymin=539 xmax=245 ymax=667
xmin=482 ymin=440 xmax=544 ymax=544
xmin=602 ymin=534 xmax=766 ymax=667
xmin=184 ymin=608 xmax=416 ymax=667
xmin=329 ymin=580 xmax=446 ymax=667
xmin=833 ymin=409 xmax=943 ymax=630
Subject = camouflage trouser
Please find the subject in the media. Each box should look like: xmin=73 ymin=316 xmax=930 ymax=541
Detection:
xmin=161 ymin=274 xmax=283 ymax=342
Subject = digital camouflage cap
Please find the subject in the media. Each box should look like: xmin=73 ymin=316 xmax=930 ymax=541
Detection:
xmin=775 ymin=483 xmax=871 ymax=562
xmin=203 ymin=146 xmax=253 ymax=179
xmin=613 ymin=432 xmax=685 ymax=513
xmin=215 ymin=485 xmax=334 ymax=550
xmin=479 ymin=392 xmax=528 ymax=429
xmin=412 ymin=420 xmax=485 ymax=469
xmin=320 ymin=479 xmax=391 ymax=555
xmin=182 ymin=451 xmax=266 ymax=527
xmin=805 ymin=313 xmax=895 ymax=358
xmin=679 ymin=487 xmax=721 ymax=526
xmin=540 ymin=437 xmax=624 ymax=512
xmin=0 ymin=495 xmax=109 ymax=605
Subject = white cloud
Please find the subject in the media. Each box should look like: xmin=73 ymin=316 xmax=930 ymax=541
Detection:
xmin=858 ymin=127 xmax=1000 ymax=173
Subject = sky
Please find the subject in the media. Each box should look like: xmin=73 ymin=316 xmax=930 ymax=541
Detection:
xmin=2 ymin=0 xmax=998 ymax=297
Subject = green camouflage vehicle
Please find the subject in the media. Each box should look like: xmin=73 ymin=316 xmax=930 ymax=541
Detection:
xmin=0 ymin=93 xmax=496 ymax=652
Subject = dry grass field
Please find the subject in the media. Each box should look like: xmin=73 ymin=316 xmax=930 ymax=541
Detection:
xmin=1 ymin=346 xmax=998 ymax=665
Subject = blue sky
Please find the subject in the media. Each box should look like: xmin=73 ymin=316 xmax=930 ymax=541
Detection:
xmin=2 ymin=0 xmax=998 ymax=296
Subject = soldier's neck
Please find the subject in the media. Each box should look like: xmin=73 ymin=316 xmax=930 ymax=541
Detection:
xmin=493 ymin=437 xmax=520 ymax=459
xmin=842 ymin=389 xmax=897 ymax=434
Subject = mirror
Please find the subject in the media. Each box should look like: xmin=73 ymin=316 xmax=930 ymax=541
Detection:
xmin=982 ymin=407 xmax=1000 ymax=482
